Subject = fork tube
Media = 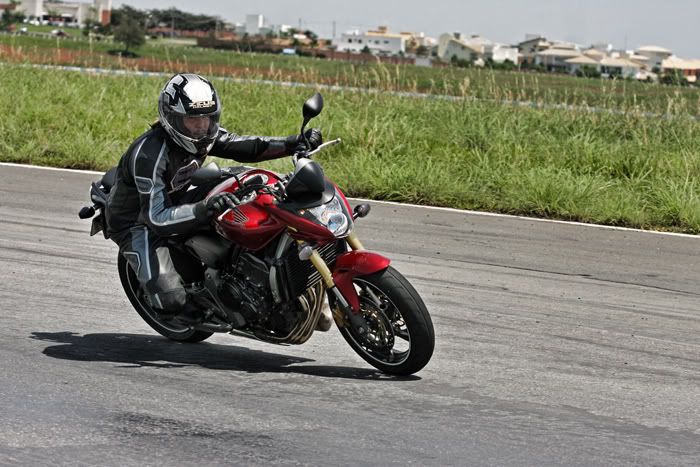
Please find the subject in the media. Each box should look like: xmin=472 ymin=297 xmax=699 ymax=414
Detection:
xmin=309 ymin=249 xmax=367 ymax=333
xmin=347 ymin=232 xmax=364 ymax=251
xmin=309 ymin=250 xmax=335 ymax=289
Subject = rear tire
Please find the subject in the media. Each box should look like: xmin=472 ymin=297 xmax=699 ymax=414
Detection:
xmin=335 ymin=266 xmax=434 ymax=375
xmin=118 ymin=254 xmax=213 ymax=343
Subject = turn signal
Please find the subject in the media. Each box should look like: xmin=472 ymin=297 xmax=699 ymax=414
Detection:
xmin=353 ymin=204 xmax=371 ymax=220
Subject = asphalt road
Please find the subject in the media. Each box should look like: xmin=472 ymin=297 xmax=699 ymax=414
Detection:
xmin=0 ymin=164 xmax=698 ymax=466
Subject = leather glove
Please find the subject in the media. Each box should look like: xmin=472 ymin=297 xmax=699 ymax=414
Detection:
xmin=286 ymin=128 xmax=323 ymax=153
xmin=304 ymin=128 xmax=323 ymax=150
xmin=204 ymin=192 xmax=241 ymax=215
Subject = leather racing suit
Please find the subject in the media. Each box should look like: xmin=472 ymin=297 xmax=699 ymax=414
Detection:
xmin=106 ymin=124 xmax=300 ymax=314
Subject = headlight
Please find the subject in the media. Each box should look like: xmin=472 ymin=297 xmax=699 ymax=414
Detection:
xmin=306 ymin=196 xmax=352 ymax=237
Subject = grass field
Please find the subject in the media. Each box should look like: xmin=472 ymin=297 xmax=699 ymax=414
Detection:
xmin=2 ymin=33 xmax=700 ymax=117
xmin=1 ymin=64 xmax=699 ymax=232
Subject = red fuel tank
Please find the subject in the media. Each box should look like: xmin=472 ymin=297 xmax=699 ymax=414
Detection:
xmin=208 ymin=169 xmax=286 ymax=251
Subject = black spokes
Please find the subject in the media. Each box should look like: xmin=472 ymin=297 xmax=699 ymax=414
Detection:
xmin=350 ymin=279 xmax=411 ymax=365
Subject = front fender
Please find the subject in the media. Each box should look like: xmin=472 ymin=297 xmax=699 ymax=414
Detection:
xmin=332 ymin=251 xmax=391 ymax=312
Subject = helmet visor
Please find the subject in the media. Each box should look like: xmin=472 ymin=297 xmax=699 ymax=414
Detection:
xmin=170 ymin=114 xmax=220 ymax=141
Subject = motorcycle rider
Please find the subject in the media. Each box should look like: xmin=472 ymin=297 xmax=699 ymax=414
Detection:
xmin=105 ymin=73 xmax=322 ymax=323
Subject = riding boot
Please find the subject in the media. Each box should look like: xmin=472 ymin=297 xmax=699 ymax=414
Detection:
xmin=315 ymin=298 xmax=333 ymax=332
xmin=173 ymin=302 xmax=205 ymax=325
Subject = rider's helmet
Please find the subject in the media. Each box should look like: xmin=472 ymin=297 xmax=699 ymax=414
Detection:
xmin=158 ymin=73 xmax=221 ymax=155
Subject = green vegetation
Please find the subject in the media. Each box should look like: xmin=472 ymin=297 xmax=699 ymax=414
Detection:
xmin=112 ymin=13 xmax=146 ymax=54
xmin=2 ymin=34 xmax=700 ymax=116
xmin=1 ymin=64 xmax=699 ymax=232
xmin=1 ymin=1 xmax=24 ymax=29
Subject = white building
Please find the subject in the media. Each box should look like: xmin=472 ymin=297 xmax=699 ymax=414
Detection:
xmin=437 ymin=33 xmax=479 ymax=62
xmin=616 ymin=50 xmax=651 ymax=69
xmin=517 ymin=35 xmax=550 ymax=65
xmin=582 ymin=48 xmax=606 ymax=62
xmin=635 ymin=45 xmax=673 ymax=70
xmin=661 ymin=57 xmax=700 ymax=83
xmin=535 ymin=43 xmax=581 ymax=71
xmin=245 ymin=14 xmax=264 ymax=36
xmin=565 ymin=55 xmax=601 ymax=75
xmin=400 ymin=31 xmax=437 ymax=49
xmin=599 ymin=57 xmax=642 ymax=78
xmin=18 ymin=0 xmax=111 ymax=25
xmin=488 ymin=43 xmax=519 ymax=64
xmin=333 ymin=26 xmax=406 ymax=55
xmin=438 ymin=33 xmax=518 ymax=64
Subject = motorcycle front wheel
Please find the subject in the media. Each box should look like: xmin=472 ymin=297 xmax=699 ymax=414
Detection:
xmin=335 ymin=266 xmax=435 ymax=375
xmin=117 ymin=254 xmax=213 ymax=343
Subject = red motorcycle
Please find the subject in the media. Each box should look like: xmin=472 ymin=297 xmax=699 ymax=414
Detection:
xmin=80 ymin=93 xmax=434 ymax=375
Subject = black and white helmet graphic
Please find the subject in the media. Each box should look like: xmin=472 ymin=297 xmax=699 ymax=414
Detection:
xmin=158 ymin=74 xmax=221 ymax=155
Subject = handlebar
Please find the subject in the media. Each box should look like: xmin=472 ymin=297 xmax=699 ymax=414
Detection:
xmin=293 ymin=138 xmax=342 ymax=164
xmin=306 ymin=138 xmax=342 ymax=157
xmin=217 ymin=138 xmax=343 ymax=222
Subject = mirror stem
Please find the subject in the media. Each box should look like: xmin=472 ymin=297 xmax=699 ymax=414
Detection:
xmin=300 ymin=118 xmax=310 ymax=149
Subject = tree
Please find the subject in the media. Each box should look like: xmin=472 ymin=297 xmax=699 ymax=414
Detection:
xmin=46 ymin=8 xmax=59 ymax=22
xmin=450 ymin=54 xmax=471 ymax=68
xmin=575 ymin=65 xmax=601 ymax=79
xmin=361 ymin=45 xmax=371 ymax=54
xmin=113 ymin=14 xmax=145 ymax=53
xmin=1 ymin=1 xmax=25 ymax=29
xmin=415 ymin=45 xmax=429 ymax=57
xmin=660 ymin=69 xmax=688 ymax=86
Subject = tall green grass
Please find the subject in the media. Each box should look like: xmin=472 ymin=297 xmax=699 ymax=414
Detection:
xmin=2 ymin=34 xmax=700 ymax=116
xmin=1 ymin=64 xmax=700 ymax=232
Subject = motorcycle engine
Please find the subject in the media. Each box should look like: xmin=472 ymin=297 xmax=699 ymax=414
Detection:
xmin=219 ymin=253 xmax=271 ymax=324
xmin=219 ymin=252 xmax=302 ymax=335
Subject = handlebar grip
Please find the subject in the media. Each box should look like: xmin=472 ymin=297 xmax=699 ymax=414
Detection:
xmin=244 ymin=174 xmax=265 ymax=187
xmin=78 ymin=206 xmax=96 ymax=219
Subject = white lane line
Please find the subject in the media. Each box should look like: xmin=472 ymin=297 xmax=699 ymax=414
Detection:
xmin=3 ymin=162 xmax=698 ymax=239
xmin=0 ymin=162 xmax=103 ymax=175
xmin=351 ymin=197 xmax=700 ymax=239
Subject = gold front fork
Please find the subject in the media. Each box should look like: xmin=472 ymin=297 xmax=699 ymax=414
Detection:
xmin=308 ymin=249 xmax=336 ymax=289
xmin=299 ymin=231 xmax=364 ymax=288
xmin=346 ymin=232 xmax=364 ymax=251
xmin=299 ymin=235 xmax=365 ymax=330
xmin=306 ymin=246 xmax=350 ymax=327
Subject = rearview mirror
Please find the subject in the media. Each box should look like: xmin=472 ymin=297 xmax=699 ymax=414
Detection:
xmin=303 ymin=93 xmax=324 ymax=122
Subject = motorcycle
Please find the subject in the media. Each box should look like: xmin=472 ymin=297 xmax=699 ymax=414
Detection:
xmin=79 ymin=93 xmax=435 ymax=375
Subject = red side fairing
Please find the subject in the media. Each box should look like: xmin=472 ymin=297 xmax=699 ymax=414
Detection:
xmin=263 ymin=204 xmax=337 ymax=243
xmin=210 ymin=169 xmax=286 ymax=251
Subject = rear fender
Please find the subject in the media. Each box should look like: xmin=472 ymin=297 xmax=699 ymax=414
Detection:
xmin=332 ymin=251 xmax=390 ymax=312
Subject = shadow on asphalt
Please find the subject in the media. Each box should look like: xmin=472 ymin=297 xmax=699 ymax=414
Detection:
xmin=30 ymin=332 xmax=420 ymax=381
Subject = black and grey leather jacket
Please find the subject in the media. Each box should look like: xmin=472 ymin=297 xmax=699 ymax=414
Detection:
xmin=106 ymin=125 xmax=294 ymax=238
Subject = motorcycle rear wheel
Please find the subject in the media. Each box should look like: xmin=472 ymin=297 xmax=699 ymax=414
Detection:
xmin=336 ymin=266 xmax=434 ymax=375
xmin=117 ymin=254 xmax=213 ymax=343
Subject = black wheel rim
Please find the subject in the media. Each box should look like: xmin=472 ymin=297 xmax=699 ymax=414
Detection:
xmin=344 ymin=278 xmax=411 ymax=366
xmin=123 ymin=261 xmax=190 ymax=334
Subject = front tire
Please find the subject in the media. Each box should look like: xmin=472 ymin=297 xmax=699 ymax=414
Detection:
xmin=117 ymin=254 xmax=213 ymax=343
xmin=335 ymin=266 xmax=435 ymax=375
